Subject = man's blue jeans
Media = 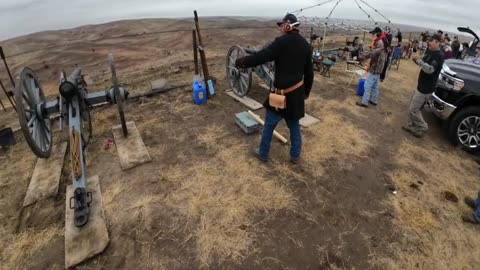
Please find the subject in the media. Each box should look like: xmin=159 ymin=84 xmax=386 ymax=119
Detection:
xmin=361 ymin=72 xmax=380 ymax=105
xmin=474 ymin=192 xmax=480 ymax=221
xmin=259 ymin=109 xmax=302 ymax=160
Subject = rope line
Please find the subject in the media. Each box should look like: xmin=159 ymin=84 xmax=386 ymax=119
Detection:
xmin=325 ymin=0 xmax=343 ymax=21
xmin=353 ymin=0 xmax=376 ymax=24
xmin=290 ymin=0 xmax=337 ymax=14
xmin=359 ymin=0 xmax=391 ymax=23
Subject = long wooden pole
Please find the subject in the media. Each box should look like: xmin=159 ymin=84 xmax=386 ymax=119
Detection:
xmin=247 ymin=110 xmax=288 ymax=144
xmin=192 ymin=30 xmax=199 ymax=75
xmin=0 ymin=78 xmax=16 ymax=111
xmin=0 ymin=95 xmax=6 ymax=111
xmin=0 ymin=47 xmax=15 ymax=88
xmin=193 ymin=10 xmax=211 ymax=97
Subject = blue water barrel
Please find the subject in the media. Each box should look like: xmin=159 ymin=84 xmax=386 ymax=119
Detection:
xmin=193 ymin=80 xmax=207 ymax=105
xmin=356 ymin=78 xmax=366 ymax=96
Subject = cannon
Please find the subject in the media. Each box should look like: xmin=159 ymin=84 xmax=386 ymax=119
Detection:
xmin=226 ymin=44 xmax=275 ymax=97
xmin=14 ymin=53 xmax=128 ymax=227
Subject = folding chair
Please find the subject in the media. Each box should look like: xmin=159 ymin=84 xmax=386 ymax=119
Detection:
xmin=345 ymin=52 xmax=366 ymax=86
xmin=320 ymin=58 xmax=335 ymax=77
xmin=389 ymin=46 xmax=403 ymax=70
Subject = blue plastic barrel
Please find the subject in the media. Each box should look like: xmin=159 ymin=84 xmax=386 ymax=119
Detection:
xmin=193 ymin=80 xmax=207 ymax=105
xmin=356 ymin=78 xmax=366 ymax=96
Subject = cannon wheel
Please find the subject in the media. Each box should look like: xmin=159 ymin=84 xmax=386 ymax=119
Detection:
xmin=226 ymin=45 xmax=252 ymax=97
xmin=108 ymin=53 xmax=128 ymax=137
xmin=263 ymin=42 xmax=275 ymax=76
xmin=14 ymin=68 xmax=52 ymax=158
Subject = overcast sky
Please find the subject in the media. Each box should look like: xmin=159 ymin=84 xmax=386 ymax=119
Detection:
xmin=0 ymin=0 xmax=478 ymax=40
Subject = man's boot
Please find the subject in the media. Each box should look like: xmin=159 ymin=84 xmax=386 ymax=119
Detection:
xmin=253 ymin=148 xmax=268 ymax=162
xmin=462 ymin=213 xmax=480 ymax=224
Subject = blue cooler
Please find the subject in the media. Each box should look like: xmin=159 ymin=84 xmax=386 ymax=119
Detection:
xmin=356 ymin=77 xmax=366 ymax=96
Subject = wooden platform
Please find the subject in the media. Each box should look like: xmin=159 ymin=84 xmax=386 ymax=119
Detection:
xmin=112 ymin=121 xmax=151 ymax=170
xmin=23 ymin=142 xmax=67 ymax=206
xmin=225 ymin=89 xmax=263 ymax=110
xmin=300 ymin=114 xmax=320 ymax=128
xmin=65 ymin=175 xmax=109 ymax=269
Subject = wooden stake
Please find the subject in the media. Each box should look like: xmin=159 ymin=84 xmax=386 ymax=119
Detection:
xmin=0 ymin=78 xmax=15 ymax=111
xmin=192 ymin=30 xmax=199 ymax=75
xmin=247 ymin=110 xmax=288 ymax=144
xmin=194 ymin=10 xmax=212 ymax=97
xmin=0 ymin=96 xmax=5 ymax=111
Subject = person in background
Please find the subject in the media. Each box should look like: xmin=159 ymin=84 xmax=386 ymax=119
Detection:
xmin=235 ymin=13 xmax=314 ymax=163
xmin=402 ymin=34 xmax=444 ymax=138
xmin=437 ymin=30 xmax=444 ymax=40
xmin=396 ymin=28 xmax=403 ymax=45
xmin=466 ymin=44 xmax=480 ymax=64
xmin=351 ymin=36 xmax=364 ymax=61
xmin=460 ymin=42 xmax=471 ymax=59
xmin=451 ymin=36 xmax=461 ymax=59
xmin=443 ymin=38 xmax=453 ymax=59
xmin=355 ymin=27 xmax=386 ymax=108
xmin=380 ymin=26 xmax=394 ymax=82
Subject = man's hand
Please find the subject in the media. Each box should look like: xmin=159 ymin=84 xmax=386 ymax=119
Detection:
xmin=412 ymin=53 xmax=421 ymax=63
xmin=235 ymin=57 xmax=246 ymax=69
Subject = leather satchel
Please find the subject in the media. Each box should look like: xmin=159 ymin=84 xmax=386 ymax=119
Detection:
xmin=269 ymin=91 xmax=287 ymax=109
xmin=268 ymin=80 xmax=304 ymax=110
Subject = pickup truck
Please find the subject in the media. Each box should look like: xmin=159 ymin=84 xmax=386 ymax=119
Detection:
xmin=431 ymin=27 xmax=480 ymax=152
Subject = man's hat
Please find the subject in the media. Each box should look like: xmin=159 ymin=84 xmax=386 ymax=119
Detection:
xmin=369 ymin=27 xmax=383 ymax=34
xmin=428 ymin=34 xmax=442 ymax=42
xmin=277 ymin=13 xmax=299 ymax=27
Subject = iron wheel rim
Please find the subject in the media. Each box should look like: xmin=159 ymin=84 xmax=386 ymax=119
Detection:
xmin=226 ymin=45 xmax=252 ymax=97
xmin=457 ymin=116 xmax=480 ymax=149
xmin=14 ymin=67 xmax=52 ymax=158
xmin=108 ymin=53 xmax=128 ymax=137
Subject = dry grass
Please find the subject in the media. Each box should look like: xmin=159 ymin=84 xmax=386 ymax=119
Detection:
xmin=302 ymin=95 xmax=373 ymax=177
xmin=376 ymin=139 xmax=480 ymax=269
xmin=161 ymin=133 xmax=296 ymax=267
xmin=197 ymin=124 xmax=231 ymax=151
xmin=0 ymin=225 xmax=61 ymax=270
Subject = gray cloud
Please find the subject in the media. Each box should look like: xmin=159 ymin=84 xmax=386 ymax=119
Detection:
xmin=0 ymin=0 xmax=477 ymax=40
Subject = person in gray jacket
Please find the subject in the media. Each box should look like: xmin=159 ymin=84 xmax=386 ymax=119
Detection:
xmin=402 ymin=34 xmax=444 ymax=138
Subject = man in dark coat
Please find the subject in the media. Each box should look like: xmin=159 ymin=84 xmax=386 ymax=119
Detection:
xmin=380 ymin=26 xmax=393 ymax=82
xmin=235 ymin=13 xmax=314 ymax=163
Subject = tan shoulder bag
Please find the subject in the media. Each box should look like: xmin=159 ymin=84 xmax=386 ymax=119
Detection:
xmin=268 ymin=80 xmax=304 ymax=110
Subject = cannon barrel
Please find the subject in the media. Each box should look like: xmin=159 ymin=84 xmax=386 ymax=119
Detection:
xmin=67 ymin=68 xmax=82 ymax=85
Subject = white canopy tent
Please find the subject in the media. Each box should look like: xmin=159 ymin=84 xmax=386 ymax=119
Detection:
xmin=290 ymin=0 xmax=393 ymax=53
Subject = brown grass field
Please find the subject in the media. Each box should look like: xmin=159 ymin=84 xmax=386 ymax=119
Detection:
xmin=0 ymin=18 xmax=479 ymax=269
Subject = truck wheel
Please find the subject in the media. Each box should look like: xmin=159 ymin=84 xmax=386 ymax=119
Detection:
xmin=448 ymin=106 xmax=480 ymax=153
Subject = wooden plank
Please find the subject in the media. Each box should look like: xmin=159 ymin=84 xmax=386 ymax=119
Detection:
xmin=248 ymin=110 xmax=288 ymax=144
xmin=258 ymin=82 xmax=271 ymax=91
xmin=112 ymin=121 xmax=151 ymax=170
xmin=150 ymin=78 xmax=167 ymax=90
xmin=300 ymin=114 xmax=320 ymax=128
xmin=23 ymin=142 xmax=67 ymax=206
xmin=225 ymin=90 xmax=263 ymax=110
xmin=65 ymin=175 xmax=109 ymax=269
xmin=226 ymin=89 xmax=263 ymax=110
